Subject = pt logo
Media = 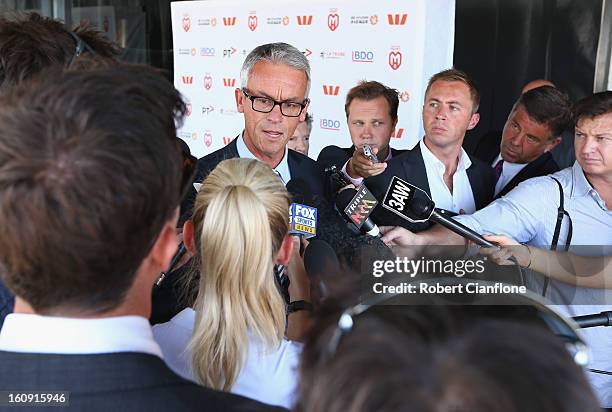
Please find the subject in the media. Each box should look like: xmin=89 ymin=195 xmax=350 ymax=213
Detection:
xmin=388 ymin=51 xmax=402 ymax=70
xmin=248 ymin=15 xmax=258 ymax=31
xmin=328 ymin=13 xmax=339 ymax=31
xmin=203 ymin=74 xmax=212 ymax=91
xmin=182 ymin=15 xmax=190 ymax=32
xmin=204 ymin=131 xmax=213 ymax=147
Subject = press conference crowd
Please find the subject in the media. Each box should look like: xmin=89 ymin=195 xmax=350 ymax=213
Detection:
xmin=0 ymin=12 xmax=611 ymax=411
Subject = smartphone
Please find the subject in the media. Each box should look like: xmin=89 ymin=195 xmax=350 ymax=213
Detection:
xmin=362 ymin=144 xmax=380 ymax=163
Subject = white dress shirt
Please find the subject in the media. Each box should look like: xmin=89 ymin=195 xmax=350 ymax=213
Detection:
xmin=419 ymin=140 xmax=476 ymax=214
xmin=456 ymin=162 xmax=612 ymax=406
xmin=236 ymin=132 xmax=291 ymax=184
xmin=153 ymin=308 xmax=302 ymax=409
xmin=492 ymin=154 xmax=528 ymax=196
xmin=0 ymin=314 xmax=162 ymax=357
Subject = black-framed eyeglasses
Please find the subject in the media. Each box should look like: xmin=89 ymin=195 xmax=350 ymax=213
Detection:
xmin=242 ymin=88 xmax=308 ymax=117
xmin=68 ymin=31 xmax=97 ymax=67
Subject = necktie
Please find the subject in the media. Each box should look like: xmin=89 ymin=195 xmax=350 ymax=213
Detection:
xmin=494 ymin=160 xmax=503 ymax=182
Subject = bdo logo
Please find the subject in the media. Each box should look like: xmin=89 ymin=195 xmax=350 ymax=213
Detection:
xmin=352 ymin=51 xmax=374 ymax=63
xmin=320 ymin=119 xmax=341 ymax=131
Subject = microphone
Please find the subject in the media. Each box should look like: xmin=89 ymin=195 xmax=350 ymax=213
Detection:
xmin=573 ymin=311 xmax=612 ymax=328
xmin=381 ymin=176 xmax=496 ymax=247
xmin=335 ymin=186 xmax=381 ymax=237
xmin=289 ymin=203 xmax=317 ymax=238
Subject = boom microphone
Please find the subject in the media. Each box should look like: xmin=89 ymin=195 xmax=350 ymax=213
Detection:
xmin=382 ymin=176 xmax=496 ymax=247
xmin=335 ymin=186 xmax=381 ymax=237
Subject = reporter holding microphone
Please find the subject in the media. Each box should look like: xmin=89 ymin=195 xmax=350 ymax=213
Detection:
xmin=153 ymin=158 xmax=310 ymax=409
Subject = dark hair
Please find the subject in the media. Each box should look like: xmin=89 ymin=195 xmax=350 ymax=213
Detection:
xmin=297 ymin=304 xmax=599 ymax=412
xmin=345 ymin=81 xmax=399 ymax=123
xmin=574 ymin=91 xmax=612 ymax=124
xmin=425 ymin=68 xmax=480 ymax=113
xmin=514 ymin=86 xmax=573 ymax=139
xmin=0 ymin=12 xmax=119 ymax=94
xmin=0 ymin=64 xmax=186 ymax=314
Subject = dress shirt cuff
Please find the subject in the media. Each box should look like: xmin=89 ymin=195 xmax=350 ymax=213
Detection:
xmin=341 ymin=160 xmax=364 ymax=186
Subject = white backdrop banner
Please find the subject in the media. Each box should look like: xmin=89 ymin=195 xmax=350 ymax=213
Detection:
xmin=171 ymin=0 xmax=455 ymax=159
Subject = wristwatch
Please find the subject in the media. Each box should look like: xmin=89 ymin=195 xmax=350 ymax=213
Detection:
xmin=287 ymin=300 xmax=313 ymax=314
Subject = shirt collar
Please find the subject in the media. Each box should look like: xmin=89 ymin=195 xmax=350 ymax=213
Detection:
xmin=419 ymin=140 xmax=472 ymax=172
xmin=570 ymin=161 xmax=594 ymax=198
xmin=236 ymin=131 xmax=291 ymax=184
xmin=0 ymin=314 xmax=162 ymax=357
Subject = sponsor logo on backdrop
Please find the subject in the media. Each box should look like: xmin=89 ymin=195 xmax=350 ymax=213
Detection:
xmin=319 ymin=50 xmax=346 ymax=60
xmin=283 ymin=16 xmax=290 ymax=25
xmin=248 ymin=13 xmax=258 ymax=31
xmin=223 ymin=78 xmax=236 ymax=87
xmin=185 ymin=101 xmax=192 ymax=117
xmin=320 ymin=118 xmax=341 ymax=130
xmin=181 ymin=75 xmax=194 ymax=85
xmin=178 ymin=48 xmax=191 ymax=56
xmin=328 ymin=9 xmax=339 ymax=31
xmin=297 ymin=15 xmax=313 ymax=25
xmin=400 ymin=91 xmax=410 ymax=102
xmin=302 ymin=48 xmax=312 ymax=57
xmin=204 ymin=130 xmax=213 ymax=147
xmin=202 ymin=105 xmax=215 ymax=114
xmin=203 ymin=73 xmax=213 ymax=91
xmin=350 ymin=15 xmax=369 ymax=25
xmin=391 ymin=128 xmax=404 ymax=139
xmin=200 ymin=47 xmax=215 ymax=57
xmin=370 ymin=15 xmax=378 ymax=25
xmin=223 ymin=137 xmax=232 ymax=145
xmin=267 ymin=17 xmax=283 ymax=25
xmin=322 ymin=85 xmax=340 ymax=96
xmin=190 ymin=48 xmax=196 ymax=56
xmin=192 ymin=132 xmax=198 ymax=141
xmin=352 ymin=50 xmax=374 ymax=63
xmin=179 ymin=132 xmax=191 ymax=141
xmin=220 ymin=108 xmax=239 ymax=116
xmin=223 ymin=17 xmax=237 ymax=26
xmin=387 ymin=13 xmax=408 ymax=25
xmin=197 ymin=18 xmax=216 ymax=27
xmin=222 ymin=47 xmax=237 ymax=57
xmin=182 ymin=14 xmax=190 ymax=32
xmin=388 ymin=47 xmax=402 ymax=70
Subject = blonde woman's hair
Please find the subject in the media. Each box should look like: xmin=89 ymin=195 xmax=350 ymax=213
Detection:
xmin=188 ymin=158 xmax=290 ymax=390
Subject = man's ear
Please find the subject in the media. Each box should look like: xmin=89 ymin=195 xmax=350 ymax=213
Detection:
xmin=467 ymin=113 xmax=480 ymax=130
xmin=235 ymin=88 xmax=245 ymax=113
xmin=182 ymin=219 xmax=196 ymax=257
xmin=274 ymin=235 xmax=294 ymax=266
xmin=544 ymin=136 xmax=562 ymax=152
xmin=299 ymin=100 xmax=311 ymax=122
xmin=149 ymin=220 xmax=180 ymax=273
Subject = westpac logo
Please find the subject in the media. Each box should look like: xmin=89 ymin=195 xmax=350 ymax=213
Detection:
xmin=328 ymin=10 xmax=339 ymax=31
xmin=248 ymin=13 xmax=258 ymax=31
xmin=322 ymin=85 xmax=340 ymax=96
xmin=223 ymin=78 xmax=236 ymax=87
xmin=182 ymin=14 xmax=190 ymax=32
xmin=204 ymin=130 xmax=213 ymax=147
xmin=320 ymin=118 xmax=341 ymax=131
xmin=200 ymin=47 xmax=215 ymax=57
xmin=387 ymin=13 xmax=408 ymax=25
xmin=223 ymin=16 xmax=236 ymax=26
xmin=388 ymin=48 xmax=402 ymax=70
xmin=391 ymin=128 xmax=404 ymax=139
xmin=203 ymin=73 xmax=213 ymax=91
xmin=181 ymin=75 xmax=194 ymax=85
xmin=223 ymin=136 xmax=232 ymax=145
xmin=297 ymin=15 xmax=313 ymax=25
xmin=352 ymin=50 xmax=374 ymax=63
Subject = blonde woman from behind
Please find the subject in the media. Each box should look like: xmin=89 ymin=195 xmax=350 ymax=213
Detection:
xmin=153 ymin=158 xmax=308 ymax=408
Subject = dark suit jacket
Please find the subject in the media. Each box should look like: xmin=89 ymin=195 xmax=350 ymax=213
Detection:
xmin=316 ymin=145 xmax=407 ymax=171
xmin=364 ymin=144 xmax=495 ymax=231
xmin=195 ymin=137 xmax=325 ymax=195
xmin=468 ymin=131 xmax=560 ymax=198
xmin=0 ymin=351 xmax=284 ymax=411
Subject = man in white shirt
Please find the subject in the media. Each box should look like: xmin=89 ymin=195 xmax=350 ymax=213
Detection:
xmin=381 ymin=91 xmax=612 ymax=407
xmin=0 ymin=66 xmax=278 ymax=411
xmin=365 ymin=69 xmax=495 ymax=231
xmin=469 ymin=85 xmax=572 ymax=199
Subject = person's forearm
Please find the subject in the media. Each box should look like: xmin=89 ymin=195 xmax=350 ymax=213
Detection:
xmin=529 ymin=248 xmax=612 ymax=289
